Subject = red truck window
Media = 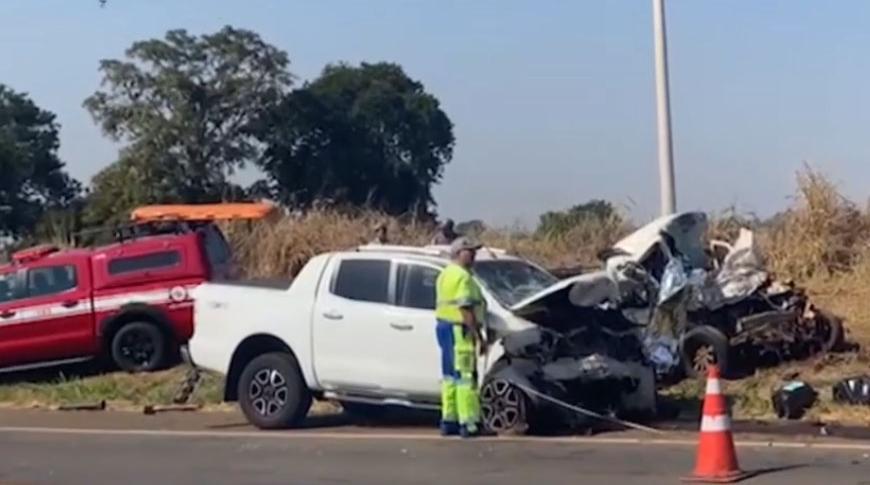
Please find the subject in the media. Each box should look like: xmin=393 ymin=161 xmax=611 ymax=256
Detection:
xmin=200 ymin=225 xmax=231 ymax=267
xmin=26 ymin=265 xmax=78 ymax=298
xmin=0 ymin=271 xmax=24 ymax=303
xmin=108 ymin=250 xmax=181 ymax=275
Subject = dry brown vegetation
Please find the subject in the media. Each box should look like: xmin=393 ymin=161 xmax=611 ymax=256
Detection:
xmin=226 ymin=206 xmax=631 ymax=279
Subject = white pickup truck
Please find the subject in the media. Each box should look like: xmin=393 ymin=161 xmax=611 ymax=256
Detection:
xmin=187 ymin=244 xmax=656 ymax=434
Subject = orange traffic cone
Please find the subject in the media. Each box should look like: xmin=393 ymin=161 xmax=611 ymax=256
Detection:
xmin=682 ymin=365 xmax=751 ymax=483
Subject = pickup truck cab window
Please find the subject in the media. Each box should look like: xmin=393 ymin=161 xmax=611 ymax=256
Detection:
xmin=26 ymin=265 xmax=78 ymax=298
xmin=331 ymin=259 xmax=391 ymax=304
xmin=396 ymin=263 xmax=440 ymax=310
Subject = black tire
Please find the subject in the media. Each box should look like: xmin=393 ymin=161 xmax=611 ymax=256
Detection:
xmin=111 ymin=321 xmax=167 ymax=373
xmin=238 ymin=352 xmax=311 ymax=430
xmin=816 ymin=310 xmax=845 ymax=352
xmin=680 ymin=325 xmax=730 ymax=378
xmin=480 ymin=378 xmax=530 ymax=436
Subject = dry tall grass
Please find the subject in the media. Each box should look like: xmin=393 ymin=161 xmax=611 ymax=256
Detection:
xmin=224 ymin=211 xmax=433 ymax=278
xmin=225 ymin=209 xmax=630 ymax=278
xmin=763 ymin=166 xmax=870 ymax=280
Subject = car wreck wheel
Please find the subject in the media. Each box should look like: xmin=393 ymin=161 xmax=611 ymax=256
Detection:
xmin=481 ymin=379 xmax=529 ymax=435
xmin=692 ymin=344 xmax=716 ymax=375
xmin=680 ymin=325 xmax=730 ymax=378
xmin=815 ymin=310 xmax=845 ymax=352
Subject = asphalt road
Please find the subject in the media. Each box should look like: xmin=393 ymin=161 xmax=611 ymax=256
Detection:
xmin=2 ymin=419 xmax=870 ymax=485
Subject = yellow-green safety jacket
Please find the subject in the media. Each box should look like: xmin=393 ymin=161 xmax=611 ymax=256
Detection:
xmin=435 ymin=263 xmax=486 ymax=325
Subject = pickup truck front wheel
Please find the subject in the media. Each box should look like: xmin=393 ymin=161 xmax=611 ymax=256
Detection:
xmin=238 ymin=352 xmax=312 ymax=429
xmin=480 ymin=378 xmax=530 ymax=435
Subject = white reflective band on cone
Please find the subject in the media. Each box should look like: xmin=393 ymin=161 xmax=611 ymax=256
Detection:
xmin=705 ymin=378 xmax=722 ymax=396
xmin=700 ymin=415 xmax=732 ymax=433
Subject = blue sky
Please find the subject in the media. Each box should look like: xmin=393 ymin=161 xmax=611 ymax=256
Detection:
xmin=2 ymin=1 xmax=869 ymax=226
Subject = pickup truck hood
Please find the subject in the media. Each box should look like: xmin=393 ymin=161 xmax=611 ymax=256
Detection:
xmin=509 ymin=272 xmax=618 ymax=316
xmin=508 ymin=274 xmax=589 ymax=315
xmin=504 ymin=272 xmax=640 ymax=339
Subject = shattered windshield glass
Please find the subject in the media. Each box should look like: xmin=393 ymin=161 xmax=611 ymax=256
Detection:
xmin=473 ymin=260 xmax=558 ymax=307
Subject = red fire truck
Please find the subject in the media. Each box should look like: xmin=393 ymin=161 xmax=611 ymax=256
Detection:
xmin=0 ymin=203 xmax=274 ymax=373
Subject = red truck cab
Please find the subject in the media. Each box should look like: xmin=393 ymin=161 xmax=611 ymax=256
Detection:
xmin=0 ymin=203 xmax=273 ymax=373
xmin=0 ymin=232 xmax=214 ymax=372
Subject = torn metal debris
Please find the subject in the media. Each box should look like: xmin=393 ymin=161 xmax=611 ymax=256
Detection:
xmin=772 ymin=381 xmax=817 ymax=420
xmin=832 ymin=376 xmax=870 ymax=406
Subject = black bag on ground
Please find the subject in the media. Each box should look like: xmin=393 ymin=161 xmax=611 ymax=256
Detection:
xmin=771 ymin=381 xmax=817 ymax=420
xmin=832 ymin=376 xmax=870 ymax=405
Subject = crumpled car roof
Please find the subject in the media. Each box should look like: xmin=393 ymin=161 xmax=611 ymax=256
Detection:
xmin=612 ymin=212 xmax=709 ymax=269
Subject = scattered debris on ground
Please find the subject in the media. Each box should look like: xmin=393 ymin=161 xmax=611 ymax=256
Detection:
xmin=771 ymin=381 xmax=817 ymax=420
xmin=832 ymin=375 xmax=870 ymax=406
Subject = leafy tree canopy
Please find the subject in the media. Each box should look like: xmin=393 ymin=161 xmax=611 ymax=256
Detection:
xmin=537 ymin=199 xmax=621 ymax=237
xmin=83 ymin=26 xmax=292 ymax=210
xmin=0 ymin=85 xmax=80 ymax=238
xmin=255 ymin=62 xmax=454 ymax=216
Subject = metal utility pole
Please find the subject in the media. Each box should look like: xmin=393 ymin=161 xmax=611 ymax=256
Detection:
xmin=652 ymin=0 xmax=676 ymax=215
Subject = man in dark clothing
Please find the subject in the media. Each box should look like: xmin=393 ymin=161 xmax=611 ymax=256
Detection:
xmin=431 ymin=219 xmax=460 ymax=245
xmin=371 ymin=222 xmax=389 ymax=244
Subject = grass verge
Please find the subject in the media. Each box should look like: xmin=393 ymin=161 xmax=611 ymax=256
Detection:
xmin=0 ymin=367 xmax=225 ymax=411
xmin=663 ymin=352 xmax=870 ymax=424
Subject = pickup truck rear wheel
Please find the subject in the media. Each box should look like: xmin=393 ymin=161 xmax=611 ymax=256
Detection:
xmin=111 ymin=321 xmax=167 ymax=373
xmin=238 ymin=352 xmax=311 ymax=429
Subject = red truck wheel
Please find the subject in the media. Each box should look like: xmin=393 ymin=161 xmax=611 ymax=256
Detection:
xmin=111 ymin=321 xmax=167 ymax=372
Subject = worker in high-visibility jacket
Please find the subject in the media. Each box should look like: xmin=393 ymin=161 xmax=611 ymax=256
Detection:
xmin=435 ymin=237 xmax=486 ymax=438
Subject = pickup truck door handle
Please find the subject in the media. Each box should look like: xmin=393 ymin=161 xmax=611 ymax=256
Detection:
xmin=61 ymin=300 xmax=79 ymax=309
xmin=389 ymin=323 xmax=414 ymax=331
xmin=0 ymin=310 xmax=16 ymax=319
xmin=322 ymin=311 xmax=344 ymax=321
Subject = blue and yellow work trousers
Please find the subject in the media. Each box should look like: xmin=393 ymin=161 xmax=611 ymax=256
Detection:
xmin=436 ymin=320 xmax=480 ymax=432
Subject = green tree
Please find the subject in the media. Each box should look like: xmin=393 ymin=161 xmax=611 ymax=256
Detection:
xmin=83 ymin=26 xmax=292 ymax=210
xmin=255 ymin=62 xmax=454 ymax=215
xmin=82 ymin=148 xmax=248 ymax=229
xmin=0 ymin=85 xmax=80 ymax=238
xmin=537 ymin=199 xmax=621 ymax=237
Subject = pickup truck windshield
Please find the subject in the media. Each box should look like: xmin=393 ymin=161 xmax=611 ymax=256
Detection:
xmin=474 ymin=260 xmax=557 ymax=307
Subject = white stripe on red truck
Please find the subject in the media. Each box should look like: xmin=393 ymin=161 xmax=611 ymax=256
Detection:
xmin=0 ymin=285 xmax=199 ymax=327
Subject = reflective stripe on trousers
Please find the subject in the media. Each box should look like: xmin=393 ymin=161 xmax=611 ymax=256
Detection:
xmin=436 ymin=320 xmax=480 ymax=429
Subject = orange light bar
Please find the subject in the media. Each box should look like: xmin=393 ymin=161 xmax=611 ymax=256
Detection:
xmin=130 ymin=203 xmax=276 ymax=223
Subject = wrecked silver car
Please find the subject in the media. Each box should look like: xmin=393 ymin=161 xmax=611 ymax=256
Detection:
xmin=474 ymin=259 xmax=656 ymax=435
xmin=585 ymin=212 xmax=846 ymax=380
